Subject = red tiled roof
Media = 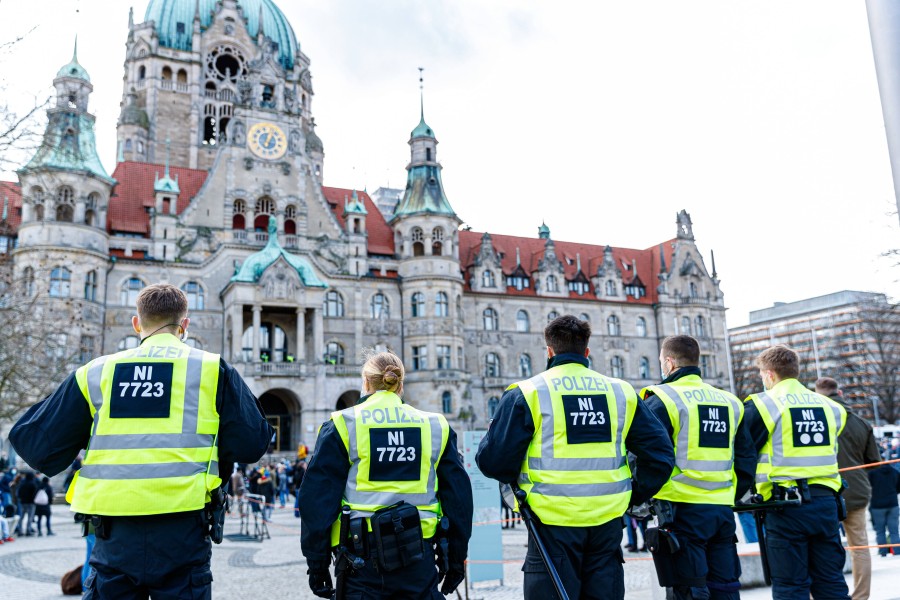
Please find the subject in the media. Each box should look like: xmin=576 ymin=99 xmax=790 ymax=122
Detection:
xmin=0 ymin=181 xmax=23 ymax=233
xmin=322 ymin=187 xmax=395 ymax=256
xmin=109 ymin=161 xmax=209 ymax=235
xmin=459 ymin=230 xmax=677 ymax=305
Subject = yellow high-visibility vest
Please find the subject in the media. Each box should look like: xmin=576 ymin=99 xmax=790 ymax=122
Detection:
xmin=329 ymin=391 xmax=449 ymax=546
xmin=746 ymin=378 xmax=845 ymax=501
xmin=514 ymin=362 xmax=636 ymax=527
xmin=641 ymin=375 xmax=743 ymax=505
xmin=70 ymin=333 xmax=221 ymax=516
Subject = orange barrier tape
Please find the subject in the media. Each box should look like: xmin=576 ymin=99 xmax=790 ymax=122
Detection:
xmin=838 ymin=457 xmax=900 ymax=472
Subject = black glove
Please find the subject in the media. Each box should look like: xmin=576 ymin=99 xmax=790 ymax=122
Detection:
xmin=307 ymin=564 xmax=334 ymax=599
xmin=439 ymin=564 xmax=465 ymax=596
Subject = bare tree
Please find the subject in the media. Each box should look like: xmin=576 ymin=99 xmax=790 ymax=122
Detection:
xmin=0 ymin=262 xmax=80 ymax=423
xmin=0 ymin=26 xmax=48 ymax=174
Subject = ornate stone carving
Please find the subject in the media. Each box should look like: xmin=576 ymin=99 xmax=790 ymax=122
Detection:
xmin=260 ymin=260 xmax=300 ymax=299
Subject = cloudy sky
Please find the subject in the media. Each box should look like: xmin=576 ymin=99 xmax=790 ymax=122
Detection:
xmin=1 ymin=0 xmax=898 ymax=327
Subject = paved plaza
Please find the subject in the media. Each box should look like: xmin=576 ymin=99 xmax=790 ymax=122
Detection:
xmin=0 ymin=504 xmax=897 ymax=599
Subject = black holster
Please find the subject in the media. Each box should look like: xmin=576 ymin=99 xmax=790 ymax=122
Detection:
xmin=370 ymin=502 xmax=425 ymax=572
xmin=203 ymin=487 xmax=227 ymax=544
xmin=434 ymin=516 xmax=450 ymax=578
xmin=75 ymin=513 xmax=110 ymax=540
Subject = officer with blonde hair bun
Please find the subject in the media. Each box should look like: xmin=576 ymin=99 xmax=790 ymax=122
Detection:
xmin=299 ymin=351 xmax=473 ymax=599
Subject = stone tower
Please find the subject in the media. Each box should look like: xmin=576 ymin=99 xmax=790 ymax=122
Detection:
xmin=14 ymin=41 xmax=116 ymax=359
xmin=390 ymin=89 xmax=466 ymax=415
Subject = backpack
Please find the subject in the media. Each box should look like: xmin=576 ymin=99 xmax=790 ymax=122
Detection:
xmin=34 ymin=488 xmax=49 ymax=506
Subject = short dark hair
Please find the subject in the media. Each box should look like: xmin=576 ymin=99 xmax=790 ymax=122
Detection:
xmin=136 ymin=283 xmax=188 ymax=326
xmin=815 ymin=377 xmax=839 ymax=396
xmin=544 ymin=315 xmax=591 ymax=355
xmin=756 ymin=345 xmax=800 ymax=380
xmin=661 ymin=335 xmax=700 ymax=366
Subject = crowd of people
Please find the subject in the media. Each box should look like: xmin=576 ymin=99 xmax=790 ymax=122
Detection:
xmin=0 ymin=462 xmax=57 ymax=544
xmin=226 ymin=456 xmax=308 ymax=521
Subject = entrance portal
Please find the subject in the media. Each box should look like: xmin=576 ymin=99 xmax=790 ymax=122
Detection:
xmin=260 ymin=389 xmax=300 ymax=452
xmin=336 ymin=390 xmax=360 ymax=411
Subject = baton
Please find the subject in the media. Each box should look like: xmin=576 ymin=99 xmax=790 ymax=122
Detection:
xmin=501 ymin=483 xmax=571 ymax=600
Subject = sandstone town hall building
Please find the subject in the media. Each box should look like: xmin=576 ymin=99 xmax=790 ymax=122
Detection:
xmin=0 ymin=0 xmax=730 ymax=451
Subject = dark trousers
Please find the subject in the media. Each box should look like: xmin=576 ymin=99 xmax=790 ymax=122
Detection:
xmin=764 ymin=494 xmax=850 ymax=600
xmin=341 ymin=551 xmax=443 ymax=600
xmin=667 ymin=503 xmax=741 ymax=600
xmin=83 ymin=511 xmax=213 ymax=600
xmin=523 ymin=518 xmax=624 ymax=600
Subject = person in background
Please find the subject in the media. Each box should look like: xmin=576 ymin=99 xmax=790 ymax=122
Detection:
xmin=816 ymin=377 xmax=881 ymax=599
xmin=257 ymin=467 xmax=275 ymax=522
xmin=33 ymin=476 xmax=54 ymax=536
xmin=276 ymin=463 xmax=289 ymax=508
xmin=14 ymin=471 xmax=37 ymax=537
xmin=868 ymin=456 xmax=900 ymax=557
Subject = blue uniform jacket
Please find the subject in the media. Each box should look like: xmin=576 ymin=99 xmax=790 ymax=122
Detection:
xmin=642 ymin=366 xmax=757 ymax=502
xmin=9 ymin=338 xmax=273 ymax=480
xmin=298 ymin=394 xmax=474 ymax=568
xmin=475 ymin=353 xmax=675 ymax=507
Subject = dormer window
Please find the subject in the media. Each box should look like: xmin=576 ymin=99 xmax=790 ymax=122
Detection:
xmin=546 ymin=275 xmax=559 ymax=293
xmin=482 ymin=270 xmax=495 ymax=288
xmin=605 ymin=280 xmax=617 ymax=296
xmin=568 ymin=280 xmax=590 ymax=296
xmin=624 ymin=283 xmax=646 ymax=298
xmin=507 ymin=275 xmax=529 ymax=291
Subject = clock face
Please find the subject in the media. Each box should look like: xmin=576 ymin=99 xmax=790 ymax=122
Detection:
xmin=247 ymin=122 xmax=287 ymax=160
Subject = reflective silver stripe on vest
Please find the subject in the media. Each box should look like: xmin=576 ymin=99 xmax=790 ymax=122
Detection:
xmin=530 ymin=479 xmax=632 ymax=498
xmin=342 ymin=403 xmax=441 ymax=508
xmin=88 ymin=433 xmax=216 ymax=451
xmin=80 ymin=462 xmax=209 ymax=480
xmin=671 ymin=473 xmax=733 ymax=491
xmin=756 ymin=391 xmax=839 ymax=471
xmin=758 ymin=454 xmax=770 ymax=464
xmin=529 ymin=374 xmax=628 ymax=472
xmin=182 ymin=348 xmax=206 ymax=434
xmin=755 ymin=473 xmax=769 ymax=483
xmin=656 ymin=384 xmax=735 ymax=472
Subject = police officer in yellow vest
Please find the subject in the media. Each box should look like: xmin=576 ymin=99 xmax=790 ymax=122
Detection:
xmin=640 ymin=335 xmax=757 ymax=600
xmin=298 ymin=351 xmax=473 ymax=599
xmin=738 ymin=345 xmax=850 ymax=600
xmin=477 ymin=315 xmax=675 ymax=600
xmin=10 ymin=283 xmax=273 ymax=599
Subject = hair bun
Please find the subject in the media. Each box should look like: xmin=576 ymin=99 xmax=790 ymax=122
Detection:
xmin=382 ymin=367 xmax=399 ymax=385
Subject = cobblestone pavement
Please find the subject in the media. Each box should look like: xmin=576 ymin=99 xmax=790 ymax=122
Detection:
xmin=0 ymin=505 xmax=897 ymax=599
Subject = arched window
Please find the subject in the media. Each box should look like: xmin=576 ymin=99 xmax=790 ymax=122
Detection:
xmin=681 ymin=316 xmax=691 ymax=335
xmin=176 ymin=69 xmax=187 ymax=84
xmin=324 ymin=290 xmax=344 ymax=317
xmin=411 ymin=227 xmax=424 ymax=256
xmin=432 ymin=227 xmax=444 ymax=256
xmin=125 ymin=139 xmax=133 ymax=152
xmin=138 ymin=65 xmax=146 ymax=80
xmin=435 ymin=292 xmax=448 ymax=317
xmin=636 ymin=316 xmax=647 ymax=337
xmin=121 ymin=277 xmax=144 ymax=305
xmin=34 ymin=204 xmax=44 ymax=220
xmin=118 ymin=335 xmax=140 ymax=350
xmin=689 ymin=282 xmax=698 ymax=298
xmin=516 ymin=310 xmax=530 ymax=333
xmin=695 ymin=316 xmax=706 ymax=338
xmin=580 ymin=313 xmax=590 ymax=323
xmin=285 ymin=204 xmax=297 ymax=235
xmin=411 ymin=292 xmax=425 ymax=317
xmin=203 ymin=114 xmax=217 ymax=145
xmin=441 ymin=391 xmax=453 ymax=414
xmin=85 ymin=192 xmax=99 ymax=226
xmin=56 ymin=186 xmax=75 ymax=222
xmin=22 ymin=267 xmax=35 ymax=296
xmin=605 ymin=280 xmax=617 ymax=296
xmin=31 ymin=186 xmax=44 ymax=203
xmin=488 ymin=397 xmax=500 ymax=418
xmin=607 ymin=315 xmax=621 ymax=336
xmin=161 ymin=66 xmax=173 ymax=81
xmin=232 ymin=199 xmax=246 ymax=229
xmin=546 ymin=274 xmax=559 ymax=293
xmin=370 ymin=292 xmax=389 ymax=319
xmin=325 ymin=341 xmax=345 ymax=365
xmin=483 ymin=307 xmax=498 ymax=331
xmin=482 ymin=270 xmax=495 ymax=288
xmin=136 ymin=140 xmax=144 ymax=154
xmin=49 ymin=267 xmax=71 ymax=298
xmin=254 ymin=196 xmax=274 ymax=230
xmin=484 ymin=353 xmax=501 ymax=377
xmin=519 ymin=354 xmax=533 ymax=378
xmin=547 ymin=310 xmax=559 ymax=323
xmin=610 ymin=356 xmax=624 ymax=379
xmin=84 ymin=270 xmax=97 ymax=302
xmin=182 ymin=281 xmax=205 ymax=310
xmin=639 ymin=357 xmax=651 ymax=379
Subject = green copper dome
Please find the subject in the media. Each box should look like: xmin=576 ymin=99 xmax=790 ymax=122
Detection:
xmin=56 ymin=40 xmax=90 ymax=82
xmin=231 ymin=216 xmax=326 ymax=287
xmin=410 ymin=115 xmax=434 ymax=139
xmin=145 ymin=0 xmax=299 ymax=70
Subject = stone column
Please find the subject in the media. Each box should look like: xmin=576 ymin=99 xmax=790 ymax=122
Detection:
xmin=74 ymin=198 xmax=86 ymax=224
xmin=231 ymin=306 xmax=243 ymax=362
xmin=313 ymin=308 xmax=324 ymax=363
xmin=296 ymin=308 xmax=306 ymax=361
xmin=252 ymin=305 xmax=262 ymax=361
xmin=246 ymin=209 xmax=256 ymax=233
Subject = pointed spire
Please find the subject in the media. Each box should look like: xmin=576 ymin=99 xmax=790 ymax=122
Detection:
xmin=73 ymin=36 xmax=78 ymax=63
xmin=659 ymin=243 xmax=668 ymax=273
xmin=710 ymin=249 xmax=718 ymax=279
xmin=576 ymin=253 xmax=582 ymax=272
xmin=538 ymin=221 xmax=550 ymax=240
xmin=164 ymin=137 xmax=171 ymax=179
xmin=194 ymin=0 xmax=201 ymax=20
xmin=2 ymin=196 xmax=8 ymax=221
xmin=418 ymin=67 xmax=425 ymax=121
xmin=128 ymin=7 xmax=134 ymax=28
xmin=258 ymin=4 xmax=266 ymax=37
xmin=516 ymin=247 xmax=521 ymax=266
